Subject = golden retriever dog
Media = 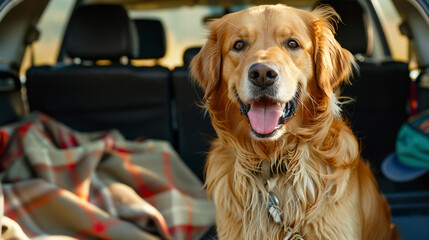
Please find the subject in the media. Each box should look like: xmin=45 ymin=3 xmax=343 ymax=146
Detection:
xmin=190 ymin=4 xmax=398 ymax=240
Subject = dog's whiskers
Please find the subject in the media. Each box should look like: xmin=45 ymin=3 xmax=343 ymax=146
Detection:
xmin=297 ymin=97 xmax=313 ymax=117
xmin=298 ymin=86 xmax=317 ymax=116
xmin=305 ymin=91 xmax=317 ymax=109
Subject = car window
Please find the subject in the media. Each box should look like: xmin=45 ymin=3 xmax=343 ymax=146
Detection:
xmin=129 ymin=5 xmax=225 ymax=69
xmin=371 ymin=0 xmax=408 ymax=63
xmin=19 ymin=0 xmax=74 ymax=77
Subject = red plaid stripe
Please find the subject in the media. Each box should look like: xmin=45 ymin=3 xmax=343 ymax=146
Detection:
xmin=163 ymin=152 xmax=195 ymax=240
xmin=0 ymin=130 xmax=10 ymax=158
xmin=4 ymin=186 xmax=59 ymax=221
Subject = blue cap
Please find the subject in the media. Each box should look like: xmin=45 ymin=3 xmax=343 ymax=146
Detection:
xmin=381 ymin=153 xmax=428 ymax=182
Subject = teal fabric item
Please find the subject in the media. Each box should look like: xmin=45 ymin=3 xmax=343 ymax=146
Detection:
xmin=396 ymin=110 xmax=429 ymax=169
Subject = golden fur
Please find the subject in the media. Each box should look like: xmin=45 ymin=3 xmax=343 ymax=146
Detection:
xmin=190 ymin=4 xmax=398 ymax=240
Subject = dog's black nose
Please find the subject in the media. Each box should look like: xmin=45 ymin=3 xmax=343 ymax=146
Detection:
xmin=248 ymin=63 xmax=278 ymax=88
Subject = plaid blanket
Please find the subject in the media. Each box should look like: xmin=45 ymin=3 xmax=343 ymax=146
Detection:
xmin=0 ymin=113 xmax=215 ymax=240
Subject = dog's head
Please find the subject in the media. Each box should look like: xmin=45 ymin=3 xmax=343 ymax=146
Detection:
xmin=191 ymin=4 xmax=354 ymax=142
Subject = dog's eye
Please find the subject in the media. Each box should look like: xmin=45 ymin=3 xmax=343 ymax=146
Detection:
xmin=286 ymin=40 xmax=299 ymax=49
xmin=233 ymin=40 xmax=245 ymax=51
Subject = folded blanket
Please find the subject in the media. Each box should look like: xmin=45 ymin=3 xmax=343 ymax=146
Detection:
xmin=0 ymin=113 xmax=215 ymax=240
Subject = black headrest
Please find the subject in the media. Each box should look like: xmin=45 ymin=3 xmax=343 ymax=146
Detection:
xmin=133 ymin=19 xmax=166 ymax=59
xmin=183 ymin=47 xmax=201 ymax=67
xmin=316 ymin=0 xmax=369 ymax=55
xmin=65 ymin=4 xmax=138 ymax=60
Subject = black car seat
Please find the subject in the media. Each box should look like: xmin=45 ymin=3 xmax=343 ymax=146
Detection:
xmin=318 ymin=0 xmax=410 ymax=172
xmin=172 ymin=47 xmax=216 ymax=180
xmin=26 ymin=4 xmax=172 ymax=142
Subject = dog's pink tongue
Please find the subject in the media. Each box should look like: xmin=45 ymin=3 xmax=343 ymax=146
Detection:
xmin=248 ymin=101 xmax=283 ymax=135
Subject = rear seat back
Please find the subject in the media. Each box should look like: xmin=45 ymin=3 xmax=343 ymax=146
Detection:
xmin=26 ymin=4 xmax=172 ymax=142
xmin=172 ymin=47 xmax=215 ymax=180
xmin=342 ymin=62 xmax=410 ymax=164
xmin=319 ymin=0 xmax=410 ymax=169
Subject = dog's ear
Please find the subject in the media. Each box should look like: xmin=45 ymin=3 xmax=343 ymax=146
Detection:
xmin=190 ymin=20 xmax=223 ymax=99
xmin=312 ymin=6 xmax=355 ymax=94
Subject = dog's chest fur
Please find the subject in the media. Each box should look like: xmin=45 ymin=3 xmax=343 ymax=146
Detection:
xmin=206 ymin=140 xmax=360 ymax=240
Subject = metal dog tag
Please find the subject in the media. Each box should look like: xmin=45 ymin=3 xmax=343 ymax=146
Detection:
xmin=268 ymin=193 xmax=282 ymax=224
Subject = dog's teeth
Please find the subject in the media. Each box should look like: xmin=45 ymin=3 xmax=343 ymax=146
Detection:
xmin=283 ymin=103 xmax=290 ymax=118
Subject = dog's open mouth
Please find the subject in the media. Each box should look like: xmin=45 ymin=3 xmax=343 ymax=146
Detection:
xmin=238 ymin=91 xmax=300 ymax=138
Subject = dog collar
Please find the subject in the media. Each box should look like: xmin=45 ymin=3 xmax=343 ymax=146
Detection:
xmin=261 ymin=160 xmax=304 ymax=240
